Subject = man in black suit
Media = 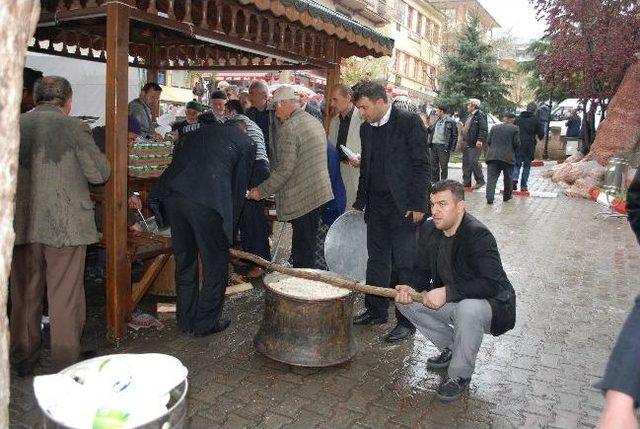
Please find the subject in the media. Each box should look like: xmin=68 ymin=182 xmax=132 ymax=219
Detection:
xmin=351 ymin=80 xmax=430 ymax=342
xmin=461 ymin=98 xmax=488 ymax=189
xmin=395 ymin=180 xmax=516 ymax=401
xmin=485 ymin=113 xmax=520 ymax=204
xmin=162 ymin=121 xmax=254 ymax=337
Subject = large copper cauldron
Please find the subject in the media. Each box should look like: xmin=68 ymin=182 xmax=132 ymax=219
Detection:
xmin=254 ymin=272 xmax=357 ymax=367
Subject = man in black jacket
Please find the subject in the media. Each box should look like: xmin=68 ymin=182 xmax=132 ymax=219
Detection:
xmin=485 ymin=113 xmax=520 ymax=204
xmin=461 ymin=98 xmax=487 ymax=189
xmin=162 ymin=121 xmax=255 ymax=337
xmin=395 ymin=180 xmax=516 ymax=401
xmin=597 ymin=169 xmax=640 ymax=428
xmin=351 ymin=80 xmax=430 ymax=342
xmin=513 ymin=102 xmax=545 ymax=192
xmin=428 ymin=106 xmax=458 ymax=181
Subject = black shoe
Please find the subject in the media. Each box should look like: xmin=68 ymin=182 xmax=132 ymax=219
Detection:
xmin=486 ymin=200 xmax=494 ymax=205
xmin=427 ymin=347 xmax=452 ymax=369
xmin=503 ymin=196 xmax=512 ymax=202
xmin=194 ymin=318 xmax=231 ymax=337
xmin=81 ymin=350 xmax=98 ymax=360
xmin=16 ymin=362 xmax=34 ymax=378
xmin=471 ymin=182 xmax=485 ymax=190
xmin=436 ymin=376 xmax=471 ymax=402
xmin=521 ymin=187 xmax=528 ymax=192
xmin=512 ymin=181 xmax=518 ymax=191
xmin=384 ymin=324 xmax=416 ymax=343
xmin=353 ymin=311 xmax=387 ymax=325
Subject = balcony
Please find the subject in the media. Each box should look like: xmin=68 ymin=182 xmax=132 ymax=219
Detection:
xmin=335 ymin=0 xmax=390 ymax=26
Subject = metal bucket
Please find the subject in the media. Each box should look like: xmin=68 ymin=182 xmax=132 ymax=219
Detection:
xmin=602 ymin=156 xmax=630 ymax=194
xmin=254 ymin=273 xmax=357 ymax=367
xmin=41 ymin=378 xmax=188 ymax=429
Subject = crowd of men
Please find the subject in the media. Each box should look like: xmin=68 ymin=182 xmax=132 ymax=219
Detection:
xmin=8 ymin=69 xmax=639 ymax=421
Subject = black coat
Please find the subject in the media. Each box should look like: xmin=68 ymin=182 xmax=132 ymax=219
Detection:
xmin=486 ymin=123 xmax=520 ymax=165
xmin=161 ymin=122 xmax=255 ymax=243
xmin=427 ymin=117 xmax=459 ymax=152
xmin=353 ymin=107 xmax=430 ymax=216
xmin=411 ymin=213 xmax=516 ymax=336
xmin=515 ymin=111 xmax=544 ymax=161
xmin=464 ymin=109 xmax=488 ymax=147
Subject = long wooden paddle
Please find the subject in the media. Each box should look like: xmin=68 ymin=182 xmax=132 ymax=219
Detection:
xmin=229 ymin=248 xmax=425 ymax=303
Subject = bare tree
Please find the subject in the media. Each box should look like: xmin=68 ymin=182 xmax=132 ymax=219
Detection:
xmin=0 ymin=1 xmax=40 ymax=425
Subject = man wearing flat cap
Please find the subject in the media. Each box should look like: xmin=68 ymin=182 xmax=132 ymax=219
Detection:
xmin=461 ymin=98 xmax=487 ymax=190
xmin=210 ymin=90 xmax=228 ymax=120
xmin=247 ymin=86 xmax=333 ymax=268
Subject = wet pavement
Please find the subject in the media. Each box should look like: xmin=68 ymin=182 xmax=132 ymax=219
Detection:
xmin=9 ymin=166 xmax=640 ymax=428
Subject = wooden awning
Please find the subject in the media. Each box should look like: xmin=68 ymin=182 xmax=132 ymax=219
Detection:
xmin=34 ymin=0 xmax=393 ymax=71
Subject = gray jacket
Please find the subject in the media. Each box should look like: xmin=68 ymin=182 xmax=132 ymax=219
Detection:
xmin=257 ymin=108 xmax=333 ymax=221
xmin=15 ymin=105 xmax=111 ymax=247
xmin=128 ymin=97 xmax=154 ymax=135
xmin=486 ymin=123 xmax=520 ymax=165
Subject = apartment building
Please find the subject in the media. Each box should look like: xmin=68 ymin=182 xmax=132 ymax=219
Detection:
xmin=429 ymin=0 xmax=500 ymax=47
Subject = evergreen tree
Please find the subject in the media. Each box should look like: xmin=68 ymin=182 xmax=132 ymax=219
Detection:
xmin=435 ymin=17 xmax=512 ymax=115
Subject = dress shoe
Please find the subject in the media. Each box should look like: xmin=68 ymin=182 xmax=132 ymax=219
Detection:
xmin=241 ymin=266 xmax=264 ymax=279
xmin=194 ymin=318 xmax=231 ymax=337
xmin=436 ymin=376 xmax=470 ymax=402
xmin=503 ymin=196 xmax=512 ymax=203
xmin=471 ymin=182 xmax=485 ymax=190
xmin=15 ymin=362 xmax=34 ymax=378
xmin=384 ymin=324 xmax=416 ymax=343
xmin=486 ymin=200 xmax=494 ymax=205
xmin=427 ymin=347 xmax=453 ymax=369
xmin=521 ymin=187 xmax=528 ymax=192
xmin=353 ymin=311 xmax=387 ymax=325
xmin=512 ymin=180 xmax=518 ymax=191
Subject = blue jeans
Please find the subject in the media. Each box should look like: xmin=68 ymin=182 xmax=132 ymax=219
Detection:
xmin=513 ymin=157 xmax=531 ymax=189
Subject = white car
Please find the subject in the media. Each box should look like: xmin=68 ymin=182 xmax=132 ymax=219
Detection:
xmin=486 ymin=113 xmax=501 ymax=132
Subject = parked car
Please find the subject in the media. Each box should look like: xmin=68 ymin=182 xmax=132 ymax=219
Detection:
xmin=549 ymin=98 xmax=603 ymax=136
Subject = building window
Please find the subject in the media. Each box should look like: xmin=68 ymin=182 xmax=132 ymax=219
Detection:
xmin=433 ymin=24 xmax=440 ymax=45
xmin=403 ymin=53 xmax=409 ymax=76
xmin=406 ymin=6 xmax=412 ymax=28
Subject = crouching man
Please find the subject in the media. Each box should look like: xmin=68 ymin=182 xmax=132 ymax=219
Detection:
xmin=395 ymin=180 xmax=516 ymax=401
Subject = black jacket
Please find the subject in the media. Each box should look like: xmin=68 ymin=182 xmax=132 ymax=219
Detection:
xmin=515 ymin=111 xmax=544 ymax=161
xmin=411 ymin=213 xmax=516 ymax=336
xmin=486 ymin=123 xmax=520 ymax=165
xmin=161 ymin=122 xmax=255 ymax=243
xmin=353 ymin=107 xmax=430 ymax=215
xmin=464 ymin=109 xmax=488 ymax=147
xmin=427 ymin=117 xmax=459 ymax=152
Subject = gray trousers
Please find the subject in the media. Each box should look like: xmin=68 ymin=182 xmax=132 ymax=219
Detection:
xmin=462 ymin=146 xmax=485 ymax=186
xmin=430 ymin=144 xmax=450 ymax=181
xmin=397 ymin=299 xmax=492 ymax=379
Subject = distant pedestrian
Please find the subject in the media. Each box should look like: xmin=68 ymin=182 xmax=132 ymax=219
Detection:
xmin=566 ymin=109 xmax=581 ymax=138
xmin=513 ymin=102 xmax=544 ymax=192
xmin=485 ymin=113 xmax=520 ymax=204
xmin=428 ymin=105 xmax=458 ymax=181
xmin=461 ymin=98 xmax=487 ymax=189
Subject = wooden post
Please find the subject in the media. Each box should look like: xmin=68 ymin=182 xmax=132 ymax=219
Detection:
xmin=324 ymin=62 xmax=341 ymax=132
xmin=105 ymin=2 xmax=131 ymax=344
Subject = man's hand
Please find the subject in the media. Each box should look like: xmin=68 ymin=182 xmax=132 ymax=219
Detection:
xmin=424 ymin=287 xmax=447 ymax=309
xmin=475 ymin=140 xmax=483 ymax=148
xmin=395 ymin=285 xmax=418 ymax=304
xmin=405 ymin=211 xmax=425 ymax=223
xmin=128 ymin=195 xmax=142 ymax=211
xmin=598 ymin=390 xmax=639 ymax=429
xmin=246 ymin=187 xmax=262 ymax=201
xmin=349 ymin=155 xmax=361 ymax=168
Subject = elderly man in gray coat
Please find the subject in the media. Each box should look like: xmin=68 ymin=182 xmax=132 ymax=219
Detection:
xmin=328 ymin=83 xmax=364 ymax=209
xmin=12 ymin=76 xmax=111 ymax=375
xmin=247 ymin=86 xmax=333 ymax=268
xmin=485 ymin=113 xmax=520 ymax=204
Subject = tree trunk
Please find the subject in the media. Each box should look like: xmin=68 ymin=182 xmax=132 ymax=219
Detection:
xmin=0 ymin=1 xmax=40 ymax=426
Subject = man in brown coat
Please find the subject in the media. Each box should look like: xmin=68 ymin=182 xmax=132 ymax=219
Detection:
xmin=247 ymin=86 xmax=333 ymax=268
xmin=11 ymin=76 xmax=111 ymax=375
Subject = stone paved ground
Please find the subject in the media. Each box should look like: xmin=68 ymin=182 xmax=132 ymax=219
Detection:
xmin=9 ymin=166 xmax=640 ymax=428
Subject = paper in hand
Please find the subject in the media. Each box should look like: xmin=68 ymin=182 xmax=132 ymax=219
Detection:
xmin=340 ymin=145 xmax=360 ymax=161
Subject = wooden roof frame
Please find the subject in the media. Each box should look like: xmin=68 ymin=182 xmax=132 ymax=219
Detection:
xmin=34 ymin=0 xmax=392 ymax=342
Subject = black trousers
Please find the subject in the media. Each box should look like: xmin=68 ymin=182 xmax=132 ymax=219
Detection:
xmin=365 ymin=202 xmax=417 ymax=327
xmin=166 ymin=193 xmax=229 ymax=334
xmin=431 ymin=144 xmax=451 ymax=181
xmin=486 ymin=160 xmax=513 ymax=202
xmin=291 ymin=207 xmax=321 ymax=269
xmin=239 ymin=159 xmax=271 ymax=260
